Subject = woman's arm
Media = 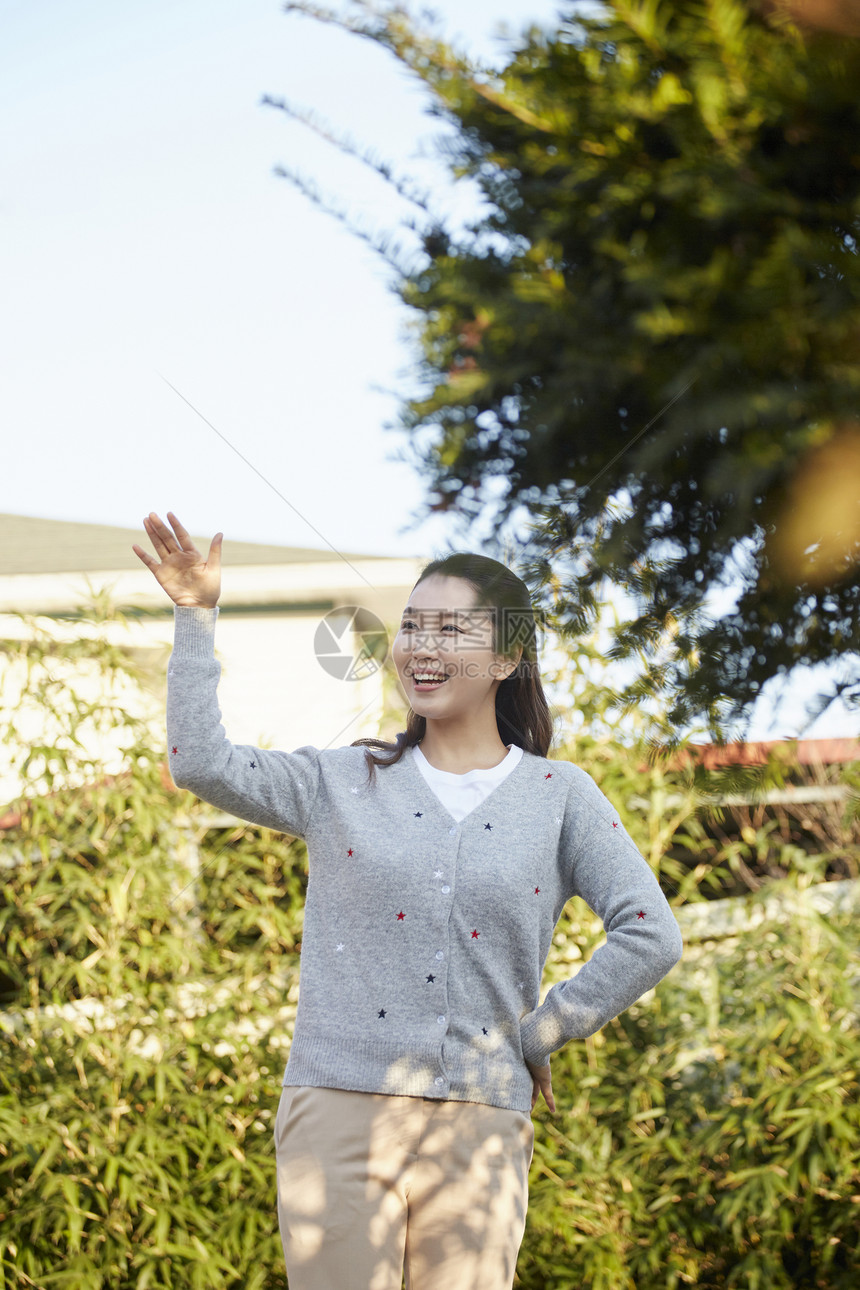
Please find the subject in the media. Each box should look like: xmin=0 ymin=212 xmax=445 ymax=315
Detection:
xmin=135 ymin=512 xmax=321 ymax=836
xmin=520 ymin=767 xmax=683 ymax=1067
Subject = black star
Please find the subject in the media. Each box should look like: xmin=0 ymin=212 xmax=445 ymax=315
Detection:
xmin=482 ymin=1028 xmax=488 ymax=1035
xmin=250 ymin=761 xmax=256 ymax=769
xmin=414 ymin=811 xmax=423 ymax=817
xmin=378 ymin=1009 xmax=386 ymax=1019
xmin=426 ymin=974 xmax=435 ymax=983
xmin=484 ymin=822 xmax=493 ymax=831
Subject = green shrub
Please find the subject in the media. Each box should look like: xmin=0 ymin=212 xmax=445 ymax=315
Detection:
xmin=520 ymin=888 xmax=860 ymax=1289
xmin=1 ymin=603 xmax=858 ymax=1287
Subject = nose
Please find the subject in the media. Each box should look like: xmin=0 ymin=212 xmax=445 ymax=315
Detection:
xmin=408 ymin=632 xmax=444 ymax=666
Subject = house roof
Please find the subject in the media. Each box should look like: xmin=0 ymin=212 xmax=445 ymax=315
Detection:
xmin=684 ymin=738 xmax=860 ymax=768
xmin=0 ymin=513 xmax=390 ymax=576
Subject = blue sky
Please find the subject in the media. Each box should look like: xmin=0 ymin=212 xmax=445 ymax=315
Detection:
xmin=2 ymin=0 xmax=855 ymax=738
xmin=2 ymin=0 xmax=562 ymax=558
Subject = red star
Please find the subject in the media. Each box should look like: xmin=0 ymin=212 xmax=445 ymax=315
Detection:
xmin=347 ymin=848 xmax=354 ymax=857
xmin=397 ymin=911 xmax=405 ymax=921
xmin=612 ymin=821 xmax=618 ymax=829
xmin=471 ymin=929 xmax=480 ymax=939
xmin=637 ymin=910 xmax=646 ymax=919
xmin=544 ymin=772 xmax=552 ymax=779
xmin=534 ymin=886 xmax=540 ymax=895
xmin=172 ymin=747 xmax=178 ymax=755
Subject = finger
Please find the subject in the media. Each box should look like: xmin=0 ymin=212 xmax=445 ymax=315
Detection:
xmin=542 ymin=1081 xmax=556 ymax=1114
xmin=132 ymin=543 xmax=157 ymax=571
xmin=148 ymin=510 xmax=195 ymax=557
xmin=166 ymin=511 xmax=196 ymax=551
xmin=207 ymin=531 xmax=223 ymax=570
xmin=144 ymin=513 xmax=176 ymax=559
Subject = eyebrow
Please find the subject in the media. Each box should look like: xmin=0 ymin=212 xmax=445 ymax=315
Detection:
xmin=401 ymin=607 xmax=471 ymax=617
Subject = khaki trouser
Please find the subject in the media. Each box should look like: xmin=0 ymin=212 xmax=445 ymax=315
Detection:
xmin=274 ymin=1085 xmax=534 ymax=1290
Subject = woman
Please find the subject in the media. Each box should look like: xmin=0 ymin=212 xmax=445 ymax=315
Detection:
xmin=133 ymin=510 xmax=683 ymax=1290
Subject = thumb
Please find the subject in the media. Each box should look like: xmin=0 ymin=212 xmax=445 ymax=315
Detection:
xmin=207 ymin=532 xmax=224 ymax=568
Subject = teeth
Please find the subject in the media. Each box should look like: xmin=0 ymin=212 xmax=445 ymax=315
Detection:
xmin=413 ymin=674 xmax=447 ymax=683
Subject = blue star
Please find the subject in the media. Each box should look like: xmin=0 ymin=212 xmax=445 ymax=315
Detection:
xmin=378 ymin=1009 xmax=386 ymax=1019
xmin=414 ymin=811 xmax=423 ymax=817
xmin=484 ymin=822 xmax=492 ymax=831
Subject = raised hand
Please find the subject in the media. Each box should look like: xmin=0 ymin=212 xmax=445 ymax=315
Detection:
xmin=132 ymin=512 xmax=223 ymax=607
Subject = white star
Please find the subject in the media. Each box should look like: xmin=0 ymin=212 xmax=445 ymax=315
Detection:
xmin=434 ymin=870 xmax=443 ymax=879
xmin=350 ymin=786 xmax=360 ymax=794
xmin=517 ymin=981 xmax=524 ymax=989
xmin=336 ymin=943 xmax=344 ymax=952
xmin=555 ymin=816 xmax=563 ymax=825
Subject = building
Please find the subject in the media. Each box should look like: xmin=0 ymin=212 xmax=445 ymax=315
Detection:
xmin=0 ymin=513 xmax=423 ymax=806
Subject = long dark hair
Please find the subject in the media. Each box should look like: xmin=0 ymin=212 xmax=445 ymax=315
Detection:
xmin=352 ymin=551 xmax=554 ymax=778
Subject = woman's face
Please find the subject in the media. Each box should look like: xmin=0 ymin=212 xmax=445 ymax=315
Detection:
xmin=392 ymin=574 xmax=516 ymax=722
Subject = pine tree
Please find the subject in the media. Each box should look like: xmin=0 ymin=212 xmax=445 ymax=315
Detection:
xmin=276 ymin=1 xmax=860 ymax=736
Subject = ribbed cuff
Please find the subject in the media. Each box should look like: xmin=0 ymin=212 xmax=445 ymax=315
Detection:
xmin=520 ymin=996 xmax=567 ymax=1067
xmin=171 ymin=605 xmax=219 ymax=658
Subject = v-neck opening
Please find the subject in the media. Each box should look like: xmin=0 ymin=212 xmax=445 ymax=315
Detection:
xmin=404 ymin=744 xmax=534 ymax=826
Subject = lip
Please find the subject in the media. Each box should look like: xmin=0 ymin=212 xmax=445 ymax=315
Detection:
xmin=408 ymin=671 xmax=449 ymax=691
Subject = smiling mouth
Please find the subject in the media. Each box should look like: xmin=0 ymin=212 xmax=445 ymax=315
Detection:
xmin=410 ymin=672 xmax=449 ymax=689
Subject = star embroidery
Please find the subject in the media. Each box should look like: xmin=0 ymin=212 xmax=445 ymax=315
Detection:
xmin=378 ymin=1009 xmax=386 ymax=1019
xmin=612 ymin=821 xmax=618 ymax=829
xmin=426 ymin=974 xmax=436 ymax=983
xmin=250 ymin=761 xmax=256 ymax=769
xmin=637 ymin=910 xmax=646 ymax=919
xmin=414 ymin=811 xmax=423 ymax=817
xmin=397 ymin=911 xmax=405 ymax=921
xmin=544 ymin=772 xmax=552 ymax=780
xmin=471 ymin=929 xmax=480 ymax=939
xmin=171 ymin=746 xmax=178 ymax=755
xmin=350 ymin=786 xmax=360 ymax=794
xmin=336 ymin=943 xmax=344 ymax=952
xmin=483 ymin=822 xmax=492 ymax=831
xmin=347 ymin=848 xmax=354 ymax=857
xmin=555 ymin=816 xmax=563 ymax=825
xmin=434 ymin=870 xmax=443 ymax=879
xmin=482 ymin=1028 xmax=488 ymax=1035
xmin=534 ymin=886 xmax=540 ymax=895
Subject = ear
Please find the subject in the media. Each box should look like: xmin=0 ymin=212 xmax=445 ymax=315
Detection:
xmin=493 ymin=645 xmax=522 ymax=680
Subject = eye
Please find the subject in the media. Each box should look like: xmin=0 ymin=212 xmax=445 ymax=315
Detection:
xmin=442 ymin=623 xmax=461 ymax=632
xmin=400 ymin=619 xmax=417 ymax=630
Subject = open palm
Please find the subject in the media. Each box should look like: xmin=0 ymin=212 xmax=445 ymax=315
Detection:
xmin=132 ymin=511 xmax=223 ymax=607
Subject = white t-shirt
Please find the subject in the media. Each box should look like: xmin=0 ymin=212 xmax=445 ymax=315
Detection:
xmin=411 ymin=743 xmax=524 ymax=822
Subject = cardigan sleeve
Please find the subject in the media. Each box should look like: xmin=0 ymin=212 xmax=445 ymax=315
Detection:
xmin=165 ymin=606 xmax=321 ymax=838
xmin=519 ymin=765 xmax=683 ymax=1066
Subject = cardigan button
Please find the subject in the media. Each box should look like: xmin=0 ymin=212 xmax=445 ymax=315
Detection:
xmin=437 ymin=1015 xmax=446 ymax=1025
xmin=435 ymin=951 xmax=444 ymax=961
xmin=448 ymin=825 xmax=458 ymax=835
xmin=434 ymin=1077 xmax=445 ymax=1086
xmin=441 ymin=885 xmax=451 ymax=894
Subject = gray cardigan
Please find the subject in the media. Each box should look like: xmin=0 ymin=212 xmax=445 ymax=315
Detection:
xmin=167 ymin=607 xmax=683 ymax=1114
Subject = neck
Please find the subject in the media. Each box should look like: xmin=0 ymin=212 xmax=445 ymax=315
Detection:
xmin=418 ymin=716 xmax=510 ymax=774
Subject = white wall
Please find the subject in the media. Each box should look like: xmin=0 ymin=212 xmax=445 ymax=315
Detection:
xmin=213 ymin=613 xmax=385 ymax=753
xmin=0 ymin=608 xmax=389 ymax=808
